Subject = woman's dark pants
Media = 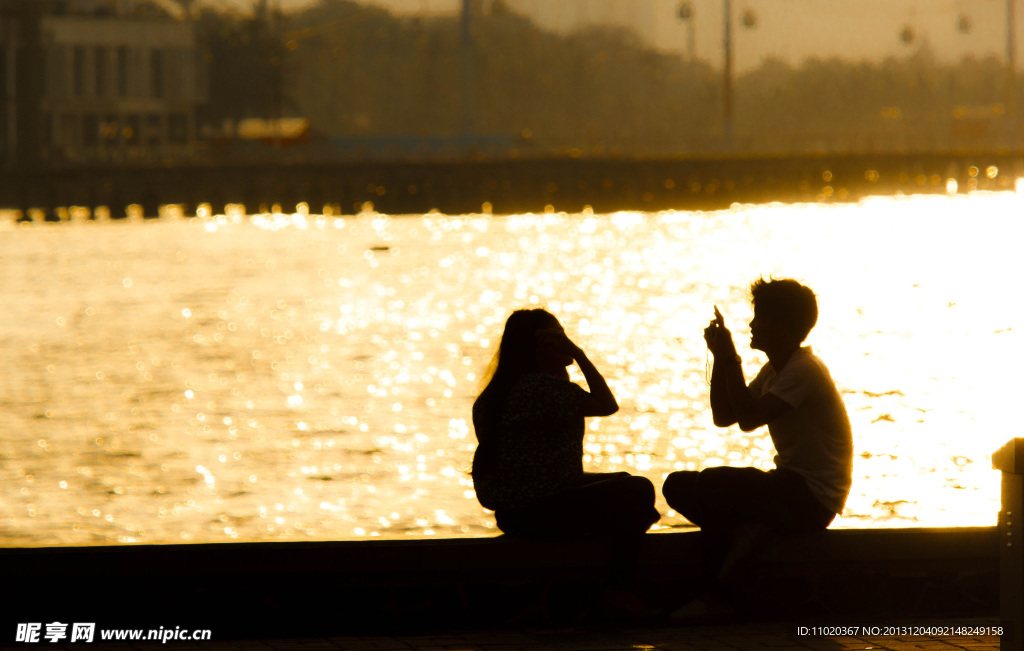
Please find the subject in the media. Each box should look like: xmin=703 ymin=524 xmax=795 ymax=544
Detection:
xmin=495 ymin=473 xmax=661 ymax=587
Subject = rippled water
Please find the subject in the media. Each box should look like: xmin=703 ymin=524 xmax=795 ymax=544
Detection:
xmin=1 ymin=193 xmax=1020 ymax=546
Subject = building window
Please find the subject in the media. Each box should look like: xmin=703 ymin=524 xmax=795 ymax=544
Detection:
xmin=117 ymin=47 xmax=128 ymax=97
xmin=150 ymin=49 xmax=164 ymax=98
xmin=169 ymin=114 xmax=188 ymax=143
xmin=59 ymin=114 xmax=78 ymax=149
xmin=124 ymin=115 xmax=140 ymax=145
xmin=42 ymin=116 xmax=53 ymax=151
xmin=95 ymin=47 xmax=107 ymax=97
xmin=73 ymin=46 xmax=86 ymax=97
xmin=101 ymin=115 xmax=119 ymax=143
xmin=83 ymin=115 xmax=99 ymax=147
xmin=146 ymin=115 xmax=163 ymax=147
xmin=0 ymin=49 xmax=6 ymax=156
xmin=39 ymin=46 xmax=48 ymax=99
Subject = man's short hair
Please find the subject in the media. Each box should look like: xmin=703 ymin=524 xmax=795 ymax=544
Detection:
xmin=750 ymin=277 xmax=818 ymax=343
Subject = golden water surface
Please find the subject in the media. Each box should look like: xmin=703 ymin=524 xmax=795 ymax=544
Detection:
xmin=0 ymin=191 xmax=1020 ymax=546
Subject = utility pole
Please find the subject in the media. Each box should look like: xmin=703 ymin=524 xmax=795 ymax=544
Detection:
xmin=461 ymin=0 xmax=475 ymax=138
xmin=15 ymin=0 xmax=42 ymax=168
xmin=678 ymin=3 xmax=696 ymax=63
xmin=2 ymin=1 xmax=19 ymax=169
xmin=1008 ymin=0 xmax=1017 ymax=147
xmin=259 ymin=0 xmax=282 ymax=147
xmin=722 ymin=0 xmax=733 ymax=150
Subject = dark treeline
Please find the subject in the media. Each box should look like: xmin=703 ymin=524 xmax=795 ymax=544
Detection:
xmin=196 ymin=0 xmax=1022 ymax=158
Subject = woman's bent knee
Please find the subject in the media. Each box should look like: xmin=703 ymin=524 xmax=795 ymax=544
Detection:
xmin=626 ymin=475 xmax=656 ymax=501
xmin=662 ymin=470 xmax=701 ymax=523
xmin=663 ymin=470 xmax=698 ymax=501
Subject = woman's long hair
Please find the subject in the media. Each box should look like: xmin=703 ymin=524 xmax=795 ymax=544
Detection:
xmin=471 ymin=308 xmax=555 ymax=476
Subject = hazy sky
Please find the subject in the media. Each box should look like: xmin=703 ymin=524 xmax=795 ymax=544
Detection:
xmin=202 ymin=0 xmax=1020 ymax=72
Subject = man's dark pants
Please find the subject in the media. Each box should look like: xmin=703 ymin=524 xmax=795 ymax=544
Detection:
xmin=663 ymin=466 xmax=835 ymax=589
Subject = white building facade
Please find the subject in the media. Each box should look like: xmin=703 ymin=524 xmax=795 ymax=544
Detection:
xmin=2 ymin=0 xmax=206 ymax=166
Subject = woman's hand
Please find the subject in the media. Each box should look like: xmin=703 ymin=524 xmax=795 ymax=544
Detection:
xmin=539 ymin=326 xmax=618 ymax=417
xmin=537 ymin=327 xmax=582 ymax=360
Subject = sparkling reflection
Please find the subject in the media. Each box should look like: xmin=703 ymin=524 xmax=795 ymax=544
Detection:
xmin=0 ymin=191 xmax=1020 ymax=545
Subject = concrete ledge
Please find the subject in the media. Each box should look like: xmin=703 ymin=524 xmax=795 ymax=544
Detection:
xmin=0 ymin=527 xmax=999 ymax=635
xmin=0 ymin=526 xmax=997 ymax=577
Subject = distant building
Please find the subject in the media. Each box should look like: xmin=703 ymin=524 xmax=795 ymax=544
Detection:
xmin=1 ymin=0 xmax=206 ymax=167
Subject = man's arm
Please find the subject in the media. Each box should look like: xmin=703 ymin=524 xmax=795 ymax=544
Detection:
xmin=717 ymin=358 xmax=793 ymax=432
xmin=709 ymin=355 xmax=738 ymax=427
xmin=705 ymin=306 xmax=792 ymax=431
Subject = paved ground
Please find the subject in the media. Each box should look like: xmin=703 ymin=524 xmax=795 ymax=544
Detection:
xmin=24 ymin=618 xmax=1001 ymax=651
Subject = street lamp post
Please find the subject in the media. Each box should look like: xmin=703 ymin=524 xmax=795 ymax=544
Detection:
xmin=723 ymin=0 xmax=733 ymax=148
xmin=461 ymin=0 xmax=475 ymax=138
xmin=678 ymin=2 xmax=696 ymax=62
xmin=720 ymin=2 xmax=756 ymax=151
xmin=1006 ymin=0 xmax=1017 ymax=146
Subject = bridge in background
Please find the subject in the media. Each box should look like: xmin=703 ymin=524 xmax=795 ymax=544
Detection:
xmin=3 ymin=150 xmax=1023 ymax=219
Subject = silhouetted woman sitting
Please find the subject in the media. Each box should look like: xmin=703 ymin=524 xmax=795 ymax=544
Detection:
xmin=471 ymin=309 xmax=660 ymax=593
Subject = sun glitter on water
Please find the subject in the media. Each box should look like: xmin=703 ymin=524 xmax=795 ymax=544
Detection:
xmin=0 ymin=189 xmax=1020 ymax=545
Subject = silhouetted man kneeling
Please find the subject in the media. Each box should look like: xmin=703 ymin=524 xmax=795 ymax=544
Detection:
xmin=662 ymin=278 xmax=853 ymax=621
